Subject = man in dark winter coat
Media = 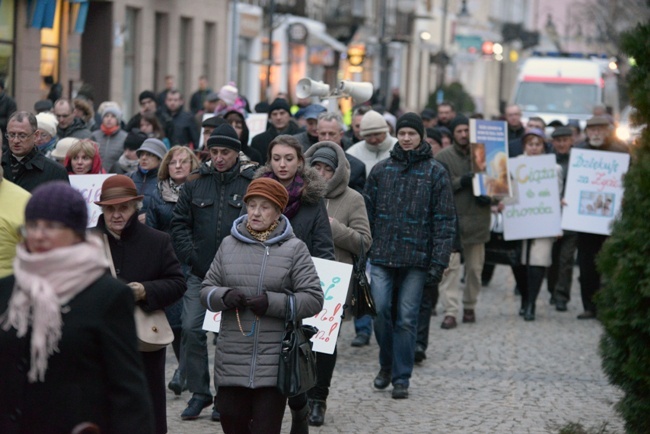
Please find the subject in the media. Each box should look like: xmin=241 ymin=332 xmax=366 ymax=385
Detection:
xmin=1 ymin=111 xmax=69 ymax=192
xmin=170 ymin=123 xmax=255 ymax=421
xmin=125 ymin=90 xmax=176 ymax=144
xmin=0 ymin=78 xmax=17 ymax=134
xmin=251 ymin=98 xmax=303 ymax=164
xmin=164 ymin=90 xmax=200 ymax=147
xmin=316 ymin=111 xmax=367 ymax=194
xmin=364 ymin=112 xmax=456 ymax=400
xmin=572 ymin=116 xmax=629 ymax=320
xmin=435 ymin=115 xmax=492 ymax=324
xmin=53 ymin=99 xmax=92 ymax=139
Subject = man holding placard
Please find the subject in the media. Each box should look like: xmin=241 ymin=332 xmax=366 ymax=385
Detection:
xmin=436 ymin=115 xmax=492 ymax=325
xmin=564 ymin=116 xmax=629 ymax=320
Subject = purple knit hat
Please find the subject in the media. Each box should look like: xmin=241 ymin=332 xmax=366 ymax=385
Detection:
xmin=25 ymin=181 xmax=88 ymax=233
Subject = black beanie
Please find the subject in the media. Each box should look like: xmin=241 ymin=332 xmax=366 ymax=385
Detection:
xmin=124 ymin=131 xmax=148 ymax=150
xmin=139 ymin=90 xmax=157 ymax=103
xmin=426 ymin=128 xmax=442 ymax=145
xmin=207 ymin=123 xmax=241 ymax=151
xmin=449 ymin=115 xmax=470 ymax=134
xmin=396 ymin=112 xmax=424 ymax=141
xmin=269 ymin=98 xmax=291 ymax=114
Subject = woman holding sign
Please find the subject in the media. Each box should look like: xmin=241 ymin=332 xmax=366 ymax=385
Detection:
xmin=516 ymin=129 xmax=563 ymax=321
xmin=200 ymin=177 xmax=323 ymax=434
xmin=304 ymin=141 xmax=372 ymax=426
xmin=256 ymin=135 xmax=335 ymax=432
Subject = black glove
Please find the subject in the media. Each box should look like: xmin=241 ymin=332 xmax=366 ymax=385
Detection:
xmin=428 ymin=266 xmax=445 ymax=286
xmin=475 ymin=195 xmax=492 ymax=206
xmin=223 ymin=289 xmax=247 ymax=309
xmin=246 ymin=293 xmax=269 ymax=316
xmin=460 ymin=173 xmax=473 ymax=189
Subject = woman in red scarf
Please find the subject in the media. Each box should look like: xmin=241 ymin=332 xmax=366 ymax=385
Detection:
xmin=64 ymin=139 xmax=106 ymax=174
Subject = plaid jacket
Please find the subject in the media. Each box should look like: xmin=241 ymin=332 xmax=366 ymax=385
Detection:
xmin=364 ymin=141 xmax=456 ymax=270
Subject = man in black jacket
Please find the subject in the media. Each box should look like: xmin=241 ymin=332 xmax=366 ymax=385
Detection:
xmin=251 ymin=98 xmax=303 ymax=164
xmin=164 ymin=90 xmax=200 ymax=148
xmin=2 ymin=111 xmax=69 ymax=192
xmin=125 ymin=90 xmax=175 ymax=144
xmin=316 ymin=111 xmax=367 ymax=194
xmin=170 ymin=123 xmax=255 ymax=421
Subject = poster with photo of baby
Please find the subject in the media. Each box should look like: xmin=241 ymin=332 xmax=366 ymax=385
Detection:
xmin=561 ymin=148 xmax=630 ymax=235
xmin=470 ymin=119 xmax=512 ymax=198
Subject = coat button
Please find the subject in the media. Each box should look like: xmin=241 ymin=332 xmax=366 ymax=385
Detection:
xmin=115 ymin=268 xmax=120 ymax=275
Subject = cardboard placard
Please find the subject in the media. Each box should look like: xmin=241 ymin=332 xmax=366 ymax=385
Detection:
xmin=561 ymin=148 xmax=629 ymax=235
xmin=68 ymin=174 xmax=114 ymax=227
xmin=503 ymin=155 xmax=562 ymax=241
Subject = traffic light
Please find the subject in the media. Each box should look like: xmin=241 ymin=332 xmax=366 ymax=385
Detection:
xmin=347 ymin=45 xmax=365 ymax=66
xmin=520 ymin=31 xmax=540 ymax=50
xmin=502 ymin=23 xmax=522 ymax=43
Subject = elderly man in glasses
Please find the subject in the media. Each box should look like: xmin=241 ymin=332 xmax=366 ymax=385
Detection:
xmin=1 ymin=111 xmax=69 ymax=192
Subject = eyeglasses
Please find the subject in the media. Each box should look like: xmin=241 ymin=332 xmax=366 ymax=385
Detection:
xmin=20 ymin=221 xmax=68 ymax=237
xmin=168 ymin=159 xmax=191 ymax=167
xmin=55 ymin=113 xmax=72 ymax=119
xmin=5 ymin=131 xmax=36 ymax=142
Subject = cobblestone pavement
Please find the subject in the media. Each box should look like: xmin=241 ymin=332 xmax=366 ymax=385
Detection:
xmin=165 ymin=265 xmax=623 ymax=434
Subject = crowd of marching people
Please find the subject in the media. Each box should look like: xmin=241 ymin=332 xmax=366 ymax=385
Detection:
xmin=0 ymin=73 xmax=630 ymax=433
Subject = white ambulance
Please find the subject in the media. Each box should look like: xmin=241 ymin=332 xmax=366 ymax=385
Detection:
xmin=511 ymin=53 xmax=611 ymax=128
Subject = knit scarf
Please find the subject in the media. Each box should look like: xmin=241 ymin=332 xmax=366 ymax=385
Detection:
xmin=100 ymin=123 xmax=120 ymax=137
xmin=117 ymin=154 xmax=139 ymax=174
xmin=159 ymin=178 xmax=182 ymax=202
xmin=0 ymin=235 xmax=109 ymax=382
xmin=246 ymin=220 xmax=279 ymax=242
xmin=263 ymin=172 xmax=304 ymax=219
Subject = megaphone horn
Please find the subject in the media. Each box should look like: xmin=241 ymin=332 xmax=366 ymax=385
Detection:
xmin=296 ymin=78 xmax=331 ymax=99
xmin=338 ymin=81 xmax=374 ymax=104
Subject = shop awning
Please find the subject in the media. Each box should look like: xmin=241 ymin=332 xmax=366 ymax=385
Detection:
xmin=28 ymin=0 xmax=88 ymax=33
xmin=308 ymin=27 xmax=347 ymax=53
xmin=29 ymin=0 xmax=57 ymax=29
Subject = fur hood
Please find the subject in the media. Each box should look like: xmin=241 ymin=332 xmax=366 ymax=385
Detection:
xmin=254 ymin=163 xmax=326 ymax=205
xmin=304 ymin=141 xmax=350 ymax=199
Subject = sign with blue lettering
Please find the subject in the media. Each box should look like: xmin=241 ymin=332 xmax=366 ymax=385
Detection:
xmin=561 ymin=148 xmax=630 ymax=235
xmin=503 ymin=154 xmax=562 ymax=241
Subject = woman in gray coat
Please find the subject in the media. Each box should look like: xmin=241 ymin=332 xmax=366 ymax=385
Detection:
xmin=200 ymin=177 xmax=324 ymax=434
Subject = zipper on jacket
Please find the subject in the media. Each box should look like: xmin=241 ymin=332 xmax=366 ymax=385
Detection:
xmin=249 ymin=244 xmax=270 ymax=387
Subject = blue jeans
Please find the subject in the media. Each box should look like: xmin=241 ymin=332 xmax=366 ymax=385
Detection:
xmin=181 ymin=273 xmax=212 ymax=400
xmin=370 ymin=265 xmax=427 ymax=387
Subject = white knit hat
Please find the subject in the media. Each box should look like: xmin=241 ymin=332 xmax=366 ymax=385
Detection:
xmin=36 ymin=112 xmax=58 ymax=138
xmin=360 ymin=110 xmax=389 ymax=137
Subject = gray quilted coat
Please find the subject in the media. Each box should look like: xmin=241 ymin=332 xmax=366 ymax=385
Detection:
xmin=200 ymin=214 xmax=324 ymax=389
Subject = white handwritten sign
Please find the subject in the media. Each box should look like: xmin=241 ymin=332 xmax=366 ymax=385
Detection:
xmin=302 ymin=257 xmax=352 ymax=354
xmin=502 ymin=155 xmax=562 ymax=241
xmin=561 ymin=148 xmax=629 ymax=236
xmin=202 ymin=257 xmax=352 ymax=355
xmin=246 ymin=113 xmax=269 ymax=143
xmin=68 ymin=174 xmax=113 ymax=227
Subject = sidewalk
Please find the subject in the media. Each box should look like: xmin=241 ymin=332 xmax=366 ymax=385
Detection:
xmin=165 ymin=265 xmax=623 ymax=433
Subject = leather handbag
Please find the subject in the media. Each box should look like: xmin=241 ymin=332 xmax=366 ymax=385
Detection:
xmin=102 ymin=235 xmax=174 ymax=352
xmin=350 ymin=238 xmax=377 ymax=319
xmin=277 ymin=294 xmax=318 ymax=397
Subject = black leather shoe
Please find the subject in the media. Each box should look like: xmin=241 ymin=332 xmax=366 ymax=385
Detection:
xmin=168 ymin=369 xmax=185 ymax=396
xmin=577 ymin=310 xmax=596 ymax=320
xmin=373 ymin=370 xmax=391 ymax=389
xmin=414 ymin=346 xmax=426 ymax=363
xmin=181 ymin=397 xmax=213 ymax=420
xmin=211 ymin=406 xmax=220 ymax=422
xmin=555 ymin=300 xmax=568 ymax=312
xmin=391 ymin=384 xmax=409 ymax=399
xmin=290 ymin=403 xmax=309 ymax=434
xmin=308 ymin=400 xmax=326 ymax=426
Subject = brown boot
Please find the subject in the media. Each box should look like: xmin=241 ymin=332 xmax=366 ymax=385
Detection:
xmin=462 ymin=309 xmax=476 ymax=323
